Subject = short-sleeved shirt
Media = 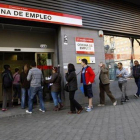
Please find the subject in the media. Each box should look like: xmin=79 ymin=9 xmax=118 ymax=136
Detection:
xmin=82 ymin=67 xmax=87 ymax=85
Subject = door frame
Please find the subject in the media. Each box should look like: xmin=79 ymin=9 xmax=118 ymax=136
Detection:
xmin=0 ymin=47 xmax=54 ymax=52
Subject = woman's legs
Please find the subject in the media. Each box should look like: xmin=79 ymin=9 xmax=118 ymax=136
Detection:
xmin=57 ymin=93 xmax=62 ymax=103
xmin=13 ymin=85 xmax=17 ymax=100
xmin=69 ymin=91 xmax=76 ymax=112
xmin=17 ymin=85 xmax=21 ymax=104
xmin=69 ymin=91 xmax=82 ymax=112
xmin=51 ymin=92 xmax=59 ymax=106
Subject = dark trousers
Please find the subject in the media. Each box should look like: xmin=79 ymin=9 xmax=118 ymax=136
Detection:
xmin=135 ymin=78 xmax=140 ymax=96
xmin=69 ymin=91 xmax=82 ymax=112
xmin=99 ymin=83 xmax=116 ymax=104
xmin=2 ymin=87 xmax=12 ymax=109
xmin=13 ymin=84 xmax=21 ymax=99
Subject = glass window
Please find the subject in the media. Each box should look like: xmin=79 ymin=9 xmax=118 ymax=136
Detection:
xmin=4 ymin=53 xmax=23 ymax=60
xmin=24 ymin=53 xmax=35 ymax=60
xmin=104 ymin=36 xmax=132 ymax=80
xmin=0 ymin=53 xmax=3 ymax=60
xmin=36 ymin=53 xmax=53 ymax=78
xmin=134 ymin=39 xmax=140 ymax=61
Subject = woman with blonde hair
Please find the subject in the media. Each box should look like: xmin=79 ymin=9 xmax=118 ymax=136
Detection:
xmin=20 ymin=64 xmax=30 ymax=109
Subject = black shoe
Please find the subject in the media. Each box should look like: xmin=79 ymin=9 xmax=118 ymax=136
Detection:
xmin=121 ymin=100 xmax=126 ymax=104
xmin=121 ymin=101 xmax=124 ymax=105
xmin=125 ymin=97 xmax=129 ymax=101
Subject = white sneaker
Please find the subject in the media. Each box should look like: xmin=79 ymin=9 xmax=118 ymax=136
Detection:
xmin=85 ymin=106 xmax=93 ymax=109
xmin=26 ymin=110 xmax=32 ymax=114
xmin=86 ymin=107 xmax=92 ymax=112
xmin=39 ymin=109 xmax=45 ymax=113
xmin=98 ymin=104 xmax=105 ymax=107
xmin=134 ymin=94 xmax=139 ymax=98
xmin=113 ymin=101 xmax=117 ymax=106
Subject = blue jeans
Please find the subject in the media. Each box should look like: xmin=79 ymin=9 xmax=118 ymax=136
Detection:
xmin=21 ymin=88 xmax=30 ymax=109
xmin=51 ymin=92 xmax=62 ymax=106
xmin=135 ymin=78 xmax=140 ymax=96
xmin=28 ymin=87 xmax=45 ymax=112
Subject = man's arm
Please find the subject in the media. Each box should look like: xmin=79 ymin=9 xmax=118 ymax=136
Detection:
xmin=88 ymin=67 xmax=95 ymax=84
xmin=124 ymin=69 xmax=131 ymax=78
xmin=65 ymin=73 xmax=74 ymax=82
xmin=116 ymin=69 xmax=120 ymax=77
xmin=48 ymin=74 xmax=57 ymax=83
xmin=101 ymin=67 xmax=108 ymax=74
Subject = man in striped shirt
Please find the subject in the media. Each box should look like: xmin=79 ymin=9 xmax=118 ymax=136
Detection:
xmin=26 ymin=62 xmax=45 ymax=114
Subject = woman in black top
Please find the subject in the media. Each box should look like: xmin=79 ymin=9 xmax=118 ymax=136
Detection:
xmin=65 ymin=63 xmax=83 ymax=114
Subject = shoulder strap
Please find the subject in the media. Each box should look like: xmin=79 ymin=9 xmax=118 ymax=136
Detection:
xmin=13 ymin=73 xmax=18 ymax=80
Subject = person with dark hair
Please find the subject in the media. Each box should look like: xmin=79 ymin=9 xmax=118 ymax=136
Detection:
xmin=66 ymin=63 xmax=83 ymax=114
xmin=133 ymin=60 xmax=140 ymax=98
xmin=1 ymin=65 xmax=13 ymax=111
xmin=13 ymin=68 xmax=21 ymax=104
xmin=116 ymin=62 xmax=130 ymax=104
xmin=47 ymin=67 xmax=63 ymax=111
xmin=26 ymin=62 xmax=45 ymax=114
xmin=98 ymin=63 xmax=117 ymax=106
xmin=81 ymin=59 xmax=95 ymax=112
xmin=20 ymin=64 xmax=30 ymax=109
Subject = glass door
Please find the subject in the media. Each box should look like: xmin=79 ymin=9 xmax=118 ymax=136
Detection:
xmin=35 ymin=52 xmax=53 ymax=79
xmin=35 ymin=52 xmax=54 ymax=102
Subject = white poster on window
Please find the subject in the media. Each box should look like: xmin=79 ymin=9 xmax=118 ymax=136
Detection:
xmin=47 ymin=59 xmax=52 ymax=66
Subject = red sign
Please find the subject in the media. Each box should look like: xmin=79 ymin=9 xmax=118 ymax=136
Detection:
xmin=37 ymin=65 xmax=52 ymax=70
xmin=75 ymin=37 xmax=95 ymax=54
xmin=0 ymin=3 xmax=82 ymax=27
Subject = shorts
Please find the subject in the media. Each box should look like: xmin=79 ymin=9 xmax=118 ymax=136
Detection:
xmin=83 ymin=84 xmax=93 ymax=99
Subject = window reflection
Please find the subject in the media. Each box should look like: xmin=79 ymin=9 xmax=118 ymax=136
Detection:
xmin=104 ymin=36 xmax=132 ymax=80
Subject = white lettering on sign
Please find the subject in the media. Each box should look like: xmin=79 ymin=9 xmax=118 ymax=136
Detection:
xmin=0 ymin=3 xmax=82 ymax=27
xmin=75 ymin=37 xmax=95 ymax=54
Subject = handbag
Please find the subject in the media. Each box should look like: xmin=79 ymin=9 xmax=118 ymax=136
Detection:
xmin=64 ymin=83 xmax=69 ymax=92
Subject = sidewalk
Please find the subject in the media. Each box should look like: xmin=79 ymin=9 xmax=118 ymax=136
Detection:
xmin=0 ymin=97 xmax=140 ymax=140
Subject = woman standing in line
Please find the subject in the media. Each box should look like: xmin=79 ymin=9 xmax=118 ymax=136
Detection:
xmin=48 ymin=67 xmax=63 ymax=111
xmin=65 ymin=63 xmax=83 ymax=114
xmin=13 ymin=68 xmax=21 ymax=105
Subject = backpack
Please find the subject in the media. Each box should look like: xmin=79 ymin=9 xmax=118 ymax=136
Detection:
xmin=2 ymin=72 xmax=13 ymax=88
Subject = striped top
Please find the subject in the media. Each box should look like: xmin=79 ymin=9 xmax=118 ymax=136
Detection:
xmin=27 ymin=68 xmax=44 ymax=87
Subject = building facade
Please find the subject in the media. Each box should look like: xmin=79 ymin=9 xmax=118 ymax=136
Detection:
xmin=0 ymin=0 xmax=140 ymax=105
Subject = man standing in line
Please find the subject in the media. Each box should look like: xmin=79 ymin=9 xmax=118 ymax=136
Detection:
xmin=81 ymin=59 xmax=95 ymax=112
xmin=98 ymin=63 xmax=117 ymax=107
xmin=116 ymin=63 xmax=130 ymax=104
xmin=26 ymin=62 xmax=45 ymax=114
xmin=133 ymin=60 xmax=140 ymax=98
xmin=1 ymin=65 xmax=13 ymax=111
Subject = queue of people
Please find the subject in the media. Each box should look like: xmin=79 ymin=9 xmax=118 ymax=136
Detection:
xmin=1 ymin=59 xmax=140 ymax=114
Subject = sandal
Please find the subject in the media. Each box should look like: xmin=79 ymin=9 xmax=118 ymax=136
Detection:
xmin=77 ymin=108 xmax=83 ymax=114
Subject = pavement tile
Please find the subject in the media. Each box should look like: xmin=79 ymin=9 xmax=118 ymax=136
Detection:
xmin=0 ymin=98 xmax=140 ymax=140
